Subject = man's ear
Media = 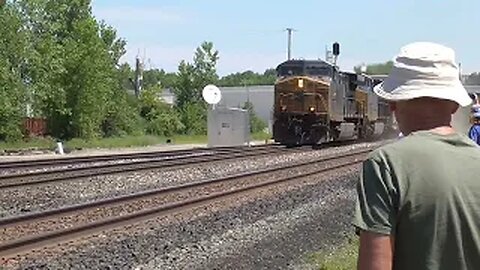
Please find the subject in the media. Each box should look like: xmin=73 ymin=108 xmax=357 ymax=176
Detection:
xmin=450 ymin=103 xmax=459 ymax=114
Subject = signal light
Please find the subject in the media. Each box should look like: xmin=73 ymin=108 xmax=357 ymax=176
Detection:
xmin=333 ymin=42 xmax=340 ymax=56
xmin=309 ymin=106 xmax=315 ymax=112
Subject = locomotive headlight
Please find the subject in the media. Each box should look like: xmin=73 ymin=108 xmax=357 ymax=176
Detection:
xmin=309 ymin=106 xmax=315 ymax=112
xmin=298 ymin=79 xmax=304 ymax=88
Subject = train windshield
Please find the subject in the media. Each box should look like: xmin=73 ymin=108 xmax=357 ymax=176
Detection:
xmin=277 ymin=65 xmax=304 ymax=76
xmin=305 ymin=66 xmax=331 ymax=77
xmin=277 ymin=63 xmax=332 ymax=77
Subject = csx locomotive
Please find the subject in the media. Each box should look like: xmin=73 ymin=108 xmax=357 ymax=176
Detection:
xmin=272 ymin=59 xmax=393 ymax=146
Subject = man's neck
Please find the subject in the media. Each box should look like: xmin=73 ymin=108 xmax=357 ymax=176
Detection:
xmin=406 ymin=125 xmax=456 ymax=136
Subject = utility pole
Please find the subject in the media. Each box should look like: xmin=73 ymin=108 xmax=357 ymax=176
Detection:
xmin=134 ymin=55 xmax=143 ymax=98
xmin=285 ymin=28 xmax=295 ymax=60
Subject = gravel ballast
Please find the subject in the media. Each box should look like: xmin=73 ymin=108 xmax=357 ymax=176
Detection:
xmin=0 ymin=142 xmax=378 ymax=218
xmin=0 ymin=152 xmax=212 ymax=176
xmin=9 ymin=166 xmax=361 ymax=270
xmin=1 ymin=153 xmax=364 ymax=242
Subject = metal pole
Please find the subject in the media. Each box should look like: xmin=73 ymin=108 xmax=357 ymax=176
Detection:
xmin=244 ymin=82 xmax=251 ymax=147
xmin=134 ymin=56 xmax=143 ymax=98
xmin=459 ymin=62 xmax=463 ymax=83
xmin=286 ymin=28 xmax=293 ymax=60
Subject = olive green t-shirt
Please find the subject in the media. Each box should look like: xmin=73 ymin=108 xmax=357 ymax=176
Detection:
xmin=354 ymin=130 xmax=480 ymax=270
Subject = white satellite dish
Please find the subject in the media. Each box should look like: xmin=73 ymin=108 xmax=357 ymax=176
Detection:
xmin=202 ymin=84 xmax=222 ymax=105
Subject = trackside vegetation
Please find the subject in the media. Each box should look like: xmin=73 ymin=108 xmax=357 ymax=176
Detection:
xmin=0 ymin=0 xmax=269 ymax=149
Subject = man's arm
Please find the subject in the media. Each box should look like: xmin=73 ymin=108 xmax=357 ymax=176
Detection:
xmin=358 ymin=231 xmax=395 ymax=270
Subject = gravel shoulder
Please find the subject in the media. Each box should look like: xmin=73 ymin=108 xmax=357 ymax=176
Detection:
xmin=9 ymin=166 xmax=361 ymax=270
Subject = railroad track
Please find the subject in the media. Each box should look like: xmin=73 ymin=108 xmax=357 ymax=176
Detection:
xmin=0 ymin=144 xmax=277 ymax=171
xmin=0 ymin=147 xmax=372 ymax=261
xmin=0 ymin=144 xmax=306 ymax=189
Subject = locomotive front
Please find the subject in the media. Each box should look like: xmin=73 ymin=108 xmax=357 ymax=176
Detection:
xmin=272 ymin=60 xmax=393 ymax=146
xmin=272 ymin=60 xmax=333 ymax=145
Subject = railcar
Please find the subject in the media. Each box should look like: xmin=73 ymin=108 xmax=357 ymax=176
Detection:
xmin=272 ymin=59 xmax=392 ymax=146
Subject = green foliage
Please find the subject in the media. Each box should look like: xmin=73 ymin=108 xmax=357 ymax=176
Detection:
xmin=178 ymin=102 xmax=207 ymax=135
xmin=173 ymin=41 xmax=219 ymax=109
xmin=0 ymin=3 xmax=28 ymax=141
xmin=172 ymin=41 xmax=219 ymax=134
xmin=0 ymin=0 xmax=274 ymax=147
xmin=251 ymin=131 xmax=271 ymax=141
xmin=11 ymin=0 xmax=132 ymax=140
xmin=218 ymin=68 xmax=276 ymax=87
xmin=354 ymin=61 xmax=393 ymax=75
xmin=102 ymin=90 xmax=143 ymax=137
xmin=242 ymin=101 xmax=267 ymax=133
xmin=143 ymin=69 xmax=178 ymax=89
xmin=139 ymin=85 xmax=183 ymax=137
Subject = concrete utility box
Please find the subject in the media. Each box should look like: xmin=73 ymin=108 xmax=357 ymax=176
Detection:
xmin=208 ymin=107 xmax=250 ymax=147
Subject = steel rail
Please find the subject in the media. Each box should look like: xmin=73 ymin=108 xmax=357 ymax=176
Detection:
xmin=0 ymin=148 xmax=371 ymax=260
xmin=0 ymin=144 xmax=277 ymax=170
xmin=0 ymin=146 xmax=298 ymax=189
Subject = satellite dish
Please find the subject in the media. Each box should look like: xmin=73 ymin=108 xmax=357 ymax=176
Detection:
xmin=202 ymin=84 xmax=222 ymax=105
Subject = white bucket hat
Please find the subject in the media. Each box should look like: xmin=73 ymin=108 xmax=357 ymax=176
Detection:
xmin=373 ymin=42 xmax=472 ymax=107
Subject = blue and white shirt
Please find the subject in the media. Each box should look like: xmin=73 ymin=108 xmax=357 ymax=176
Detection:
xmin=468 ymin=124 xmax=480 ymax=145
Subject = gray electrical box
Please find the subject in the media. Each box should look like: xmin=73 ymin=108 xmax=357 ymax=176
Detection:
xmin=208 ymin=107 xmax=250 ymax=147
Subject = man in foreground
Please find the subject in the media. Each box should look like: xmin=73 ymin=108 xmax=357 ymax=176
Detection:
xmin=354 ymin=42 xmax=480 ymax=270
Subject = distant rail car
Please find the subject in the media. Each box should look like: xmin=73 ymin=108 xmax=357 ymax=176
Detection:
xmin=272 ymin=59 xmax=394 ymax=146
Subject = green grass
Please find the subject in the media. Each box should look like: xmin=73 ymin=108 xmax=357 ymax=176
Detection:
xmin=0 ymin=132 xmax=273 ymax=152
xmin=0 ymin=137 xmax=56 ymax=151
xmin=170 ymin=134 xmax=207 ymax=144
xmin=251 ymin=131 xmax=272 ymax=141
xmin=0 ymin=135 xmax=197 ymax=152
xmin=307 ymin=237 xmax=359 ymax=270
xmin=65 ymin=135 xmax=170 ymax=149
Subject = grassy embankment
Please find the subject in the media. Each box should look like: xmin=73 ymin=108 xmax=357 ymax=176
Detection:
xmin=307 ymin=237 xmax=359 ymax=270
xmin=0 ymin=132 xmax=272 ymax=151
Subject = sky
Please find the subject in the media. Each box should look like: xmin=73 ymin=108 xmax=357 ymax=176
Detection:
xmin=92 ymin=0 xmax=480 ymax=76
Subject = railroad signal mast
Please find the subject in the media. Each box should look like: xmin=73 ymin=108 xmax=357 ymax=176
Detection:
xmin=325 ymin=42 xmax=340 ymax=67
xmin=332 ymin=42 xmax=340 ymax=67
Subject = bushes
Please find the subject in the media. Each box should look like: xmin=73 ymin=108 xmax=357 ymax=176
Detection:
xmin=178 ymin=102 xmax=207 ymax=135
xmin=139 ymin=86 xmax=184 ymax=137
xmin=146 ymin=111 xmax=184 ymax=137
xmin=242 ymin=101 xmax=267 ymax=133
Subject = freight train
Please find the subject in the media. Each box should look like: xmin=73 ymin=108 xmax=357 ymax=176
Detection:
xmin=272 ymin=59 xmax=394 ymax=146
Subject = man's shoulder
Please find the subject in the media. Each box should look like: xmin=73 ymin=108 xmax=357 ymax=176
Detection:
xmin=367 ymin=136 xmax=420 ymax=162
xmin=368 ymin=132 xmax=480 ymax=164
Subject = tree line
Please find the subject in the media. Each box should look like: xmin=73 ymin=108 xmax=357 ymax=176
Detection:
xmin=121 ymin=66 xmax=277 ymax=91
xmin=354 ymin=61 xmax=480 ymax=86
xmin=0 ymin=0 xmax=267 ymax=143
